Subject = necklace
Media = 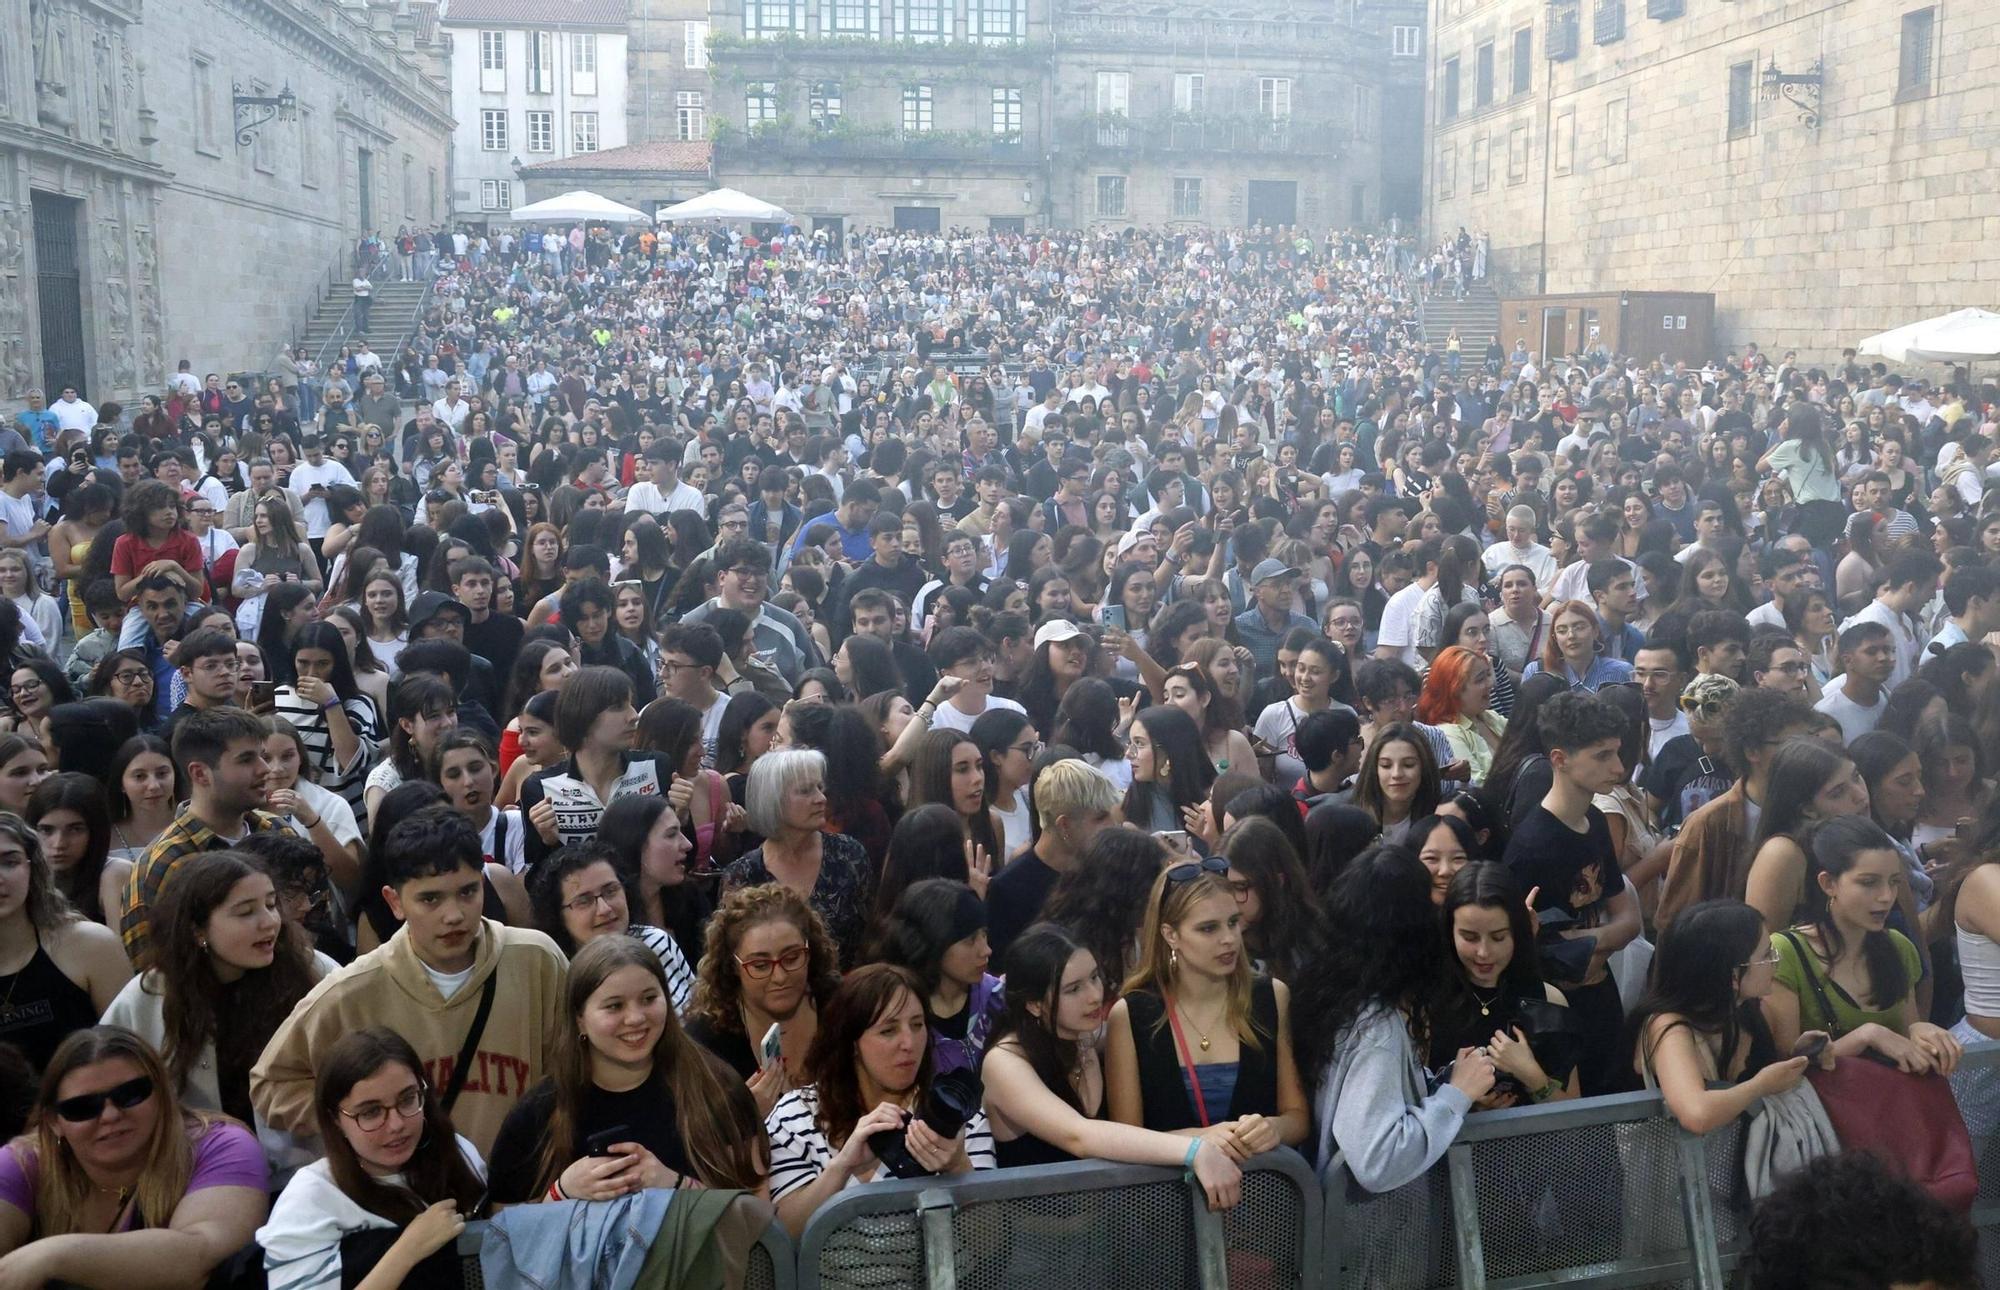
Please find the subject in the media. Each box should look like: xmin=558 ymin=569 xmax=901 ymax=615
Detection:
xmin=1174 ymin=999 xmax=1227 ymax=1052
xmin=1468 ymin=985 xmax=1502 ymax=1017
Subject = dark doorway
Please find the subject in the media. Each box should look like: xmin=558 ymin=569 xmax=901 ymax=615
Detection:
xmin=990 ymin=216 xmax=1025 ymax=234
xmin=1246 ymin=180 xmax=1297 ymax=228
xmin=357 ymin=148 xmax=374 ymax=232
xmin=812 ymin=216 xmax=845 ymax=243
xmin=1542 ymin=307 xmax=1568 ymax=364
xmin=31 ymin=192 xmax=85 ymax=399
xmin=893 ymin=205 xmax=940 ymax=232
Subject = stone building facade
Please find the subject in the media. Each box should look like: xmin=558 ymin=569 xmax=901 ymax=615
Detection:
xmin=1423 ymin=0 xmax=1998 ymax=359
xmin=0 ymin=0 xmax=453 ymax=414
xmin=695 ymin=0 xmax=1424 ymax=233
xmin=626 ymin=0 xmax=715 ymax=151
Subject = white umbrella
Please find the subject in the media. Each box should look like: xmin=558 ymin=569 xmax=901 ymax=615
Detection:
xmin=508 ymin=190 xmax=652 ymax=225
xmin=1857 ymin=307 xmax=2000 ymax=364
xmin=657 ymin=187 xmax=793 ymax=224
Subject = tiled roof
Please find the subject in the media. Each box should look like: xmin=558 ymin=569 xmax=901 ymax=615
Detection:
xmin=440 ymin=0 xmax=628 ymax=26
xmin=520 ymin=140 xmax=713 ymax=173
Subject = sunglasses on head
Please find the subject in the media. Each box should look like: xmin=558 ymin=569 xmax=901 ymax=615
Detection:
xmin=55 ymin=1075 xmax=154 ymax=1123
xmin=1165 ymin=855 xmax=1228 ymax=887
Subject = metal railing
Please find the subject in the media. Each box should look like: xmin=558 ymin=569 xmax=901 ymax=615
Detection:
xmin=385 ymin=1040 xmax=2000 ymax=1289
xmin=795 ymin=1151 xmax=1318 ymax=1290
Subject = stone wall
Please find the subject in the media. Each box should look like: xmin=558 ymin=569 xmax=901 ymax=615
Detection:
xmin=1424 ymin=0 xmax=2000 ymax=362
xmin=1 ymin=0 xmax=452 ymax=413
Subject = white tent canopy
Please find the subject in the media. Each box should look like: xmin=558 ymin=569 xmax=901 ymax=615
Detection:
xmin=1857 ymin=307 xmax=2000 ymax=364
xmin=508 ymin=190 xmax=652 ymax=224
xmin=657 ymin=187 xmax=793 ymax=224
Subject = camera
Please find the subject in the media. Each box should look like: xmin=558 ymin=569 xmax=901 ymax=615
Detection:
xmin=869 ymin=1070 xmax=982 ymax=1179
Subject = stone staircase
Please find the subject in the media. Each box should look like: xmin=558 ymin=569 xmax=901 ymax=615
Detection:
xmin=297 ymin=280 xmax=429 ymax=369
xmin=1421 ymin=281 xmax=1502 ymax=366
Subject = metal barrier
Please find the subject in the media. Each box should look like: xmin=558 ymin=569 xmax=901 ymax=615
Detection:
xmin=1321 ymin=1090 xmax=1744 ymax=1289
xmin=405 ymin=1045 xmax=2000 ymax=1288
xmin=794 ymin=1151 xmax=1320 ymax=1290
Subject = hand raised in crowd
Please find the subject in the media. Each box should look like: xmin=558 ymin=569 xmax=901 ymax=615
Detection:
xmin=747 ymin=1055 xmax=792 ymax=1118
xmin=666 ymin=773 xmax=695 ymax=815
xmin=963 ymin=837 xmax=992 ymax=898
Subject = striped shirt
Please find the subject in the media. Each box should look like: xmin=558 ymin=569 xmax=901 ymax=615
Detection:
xmin=629 ymin=924 xmax=696 ymax=1018
xmin=274 ymin=689 xmax=381 ymax=816
xmin=764 ymin=1085 xmax=996 ymax=1202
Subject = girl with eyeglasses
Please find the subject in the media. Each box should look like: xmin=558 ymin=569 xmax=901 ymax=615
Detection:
xmin=1104 ymin=858 xmax=1310 ymax=1160
xmin=0 ymin=1026 xmax=268 ymax=1282
xmin=102 ymin=850 xmax=329 ymax=1135
xmin=523 ymin=842 xmax=694 ymax=1013
xmin=259 ymin=1025 xmax=484 ymax=1290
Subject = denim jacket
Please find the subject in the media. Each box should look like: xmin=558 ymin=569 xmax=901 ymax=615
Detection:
xmin=478 ymin=1190 xmax=674 ymax=1290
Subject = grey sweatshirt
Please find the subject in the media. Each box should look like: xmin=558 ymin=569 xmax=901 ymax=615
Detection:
xmin=1313 ymin=1003 xmax=1473 ymax=1193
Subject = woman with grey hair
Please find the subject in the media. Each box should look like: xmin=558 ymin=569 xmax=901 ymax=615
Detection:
xmin=719 ymin=749 xmax=875 ymax=967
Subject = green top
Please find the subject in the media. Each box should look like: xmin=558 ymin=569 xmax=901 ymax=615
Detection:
xmin=1772 ymin=927 xmax=1919 ymax=1036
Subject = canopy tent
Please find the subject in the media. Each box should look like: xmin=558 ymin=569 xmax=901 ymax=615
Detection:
xmin=1857 ymin=307 xmax=2000 ymax=364
xmin=507 ymin=190 xmax=652 ymax=224
xmin=656 ymin=187 xmax=793 ymax=224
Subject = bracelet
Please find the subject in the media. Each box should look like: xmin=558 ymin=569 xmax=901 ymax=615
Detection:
xmin=546 ymin=1179 xmax=567 ymax=1201
xmin=321 ymin=698 xmax=340 ymax=711
xmin=1529 ymin=1079 xmax=1562 ymax=1103
xmin=300 ymin=814 xmax=322 ymax=829
xmin=916 ymin=703 xmax=936 ymax=721
xmin=1182 ymin=1139 xmax=1202 ymax=1172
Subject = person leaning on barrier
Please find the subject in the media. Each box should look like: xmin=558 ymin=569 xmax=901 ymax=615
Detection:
xmin=1103 ymin=857 xmax=1310 ymax=1159
xmin=485 ymin=936 xmax=766 ymax=1207
xmin=257 ymin=1027 xmax=486 ymax=1290
xmin=1625 ymin=900 xmax=1814 ymax=1134
xmin=1293 ymin=842 xmax=1493 ymax=1193
xmin=981 ymin=923 xmax=1242 ymax=1210
xmin=763 ymin=963 xmax=996 ymax=1237
xmin=0 ymin=1026 xmax=269 ymax=1285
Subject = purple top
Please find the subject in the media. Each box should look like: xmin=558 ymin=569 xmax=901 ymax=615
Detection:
xmin=0 ymin=1120 xmax=266 ymax=1229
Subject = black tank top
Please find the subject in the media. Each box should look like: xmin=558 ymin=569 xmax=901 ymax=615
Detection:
xmin=0 ymin=932 xmax=99 ymax=1072
xmin=1125 ymin=979 xmax=1280 ymax=1132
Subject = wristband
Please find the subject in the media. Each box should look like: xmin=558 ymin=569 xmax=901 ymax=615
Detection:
xmin=321 ymin=699 xmax=340 ymax=711
xmin=1183 ymin=1139 xmax=1201 ymax=1172
xmin=300 ymin=814 xmax=321 ymax=829
xmin=546 ymin=1180 xmax=567 ymax=1201
xmin=1530 ymin=1079 xmax=1562 ymax=1103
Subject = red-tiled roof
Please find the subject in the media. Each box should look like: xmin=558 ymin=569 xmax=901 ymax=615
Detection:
xmin=520 ymin=140 xmax=713 ymax=173
xmin=441 ymin=0 xmax=627 ymax=26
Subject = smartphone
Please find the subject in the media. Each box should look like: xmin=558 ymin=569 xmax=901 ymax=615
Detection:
xmin=1791 ymin=1031 xmax=1829 ymax=1061
xmin=1155 ymin=829 xmax=1191 ymax=853
xmin=583 ymin=1124 xmax=632 ymax=1157
xmin=759 ymin=1022 xmax=784 ymax=1070
xmin=249 ymin=680 xmax=277 ymax=710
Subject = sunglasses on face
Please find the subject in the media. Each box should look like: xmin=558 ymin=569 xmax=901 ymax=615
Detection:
xmin=55 ymin=1075 xmax=155 ymax=1123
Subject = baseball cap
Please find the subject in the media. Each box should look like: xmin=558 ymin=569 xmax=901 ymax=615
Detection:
xmin=1033 ymin=620 xmax=1085 ymax=650
xmin=1250 ymin=557 xmax=1300 ymax=584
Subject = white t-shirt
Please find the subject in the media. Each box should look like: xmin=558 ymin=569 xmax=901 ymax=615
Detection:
xmin=1647 ymin=712 xmax=1689 ymax=760
xmin=288 ymin=460 xmax=357 ymax=538
xmin=1815 ymin=682 xmax=1887 ymax=745
xmin=993 ymin=787 xmax=1031 ymax=859
xmin=258 ymin=1141 xmax=486 ymax=1290
xmin=1839 ymin=599 xmax=1921 ymax=693
xmin=0 ymin=491 xmax=36 ymax=542
xmin=930 ymin=694 xmax=1027 ymax=734
xmin=476 ymin=806 xmax=528 ymax=874
xmin=1376 ymin=582 xmax=1426 ymax=667
xmin=697 ymin=690 xmax=730 ymax=768
xmin=625 ymin=479 xmax=707 ymax=517
xmin=420 ymin=958 xmax=475 ymax=1000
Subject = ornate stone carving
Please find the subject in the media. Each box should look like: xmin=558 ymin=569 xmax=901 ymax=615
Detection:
xmin=132 ymin=219 xmax=162 ymax=385
xmin=93 ymin=28 xmax=116 ymax=146
xmin=31 ymin=0 xmax=76 ymax=129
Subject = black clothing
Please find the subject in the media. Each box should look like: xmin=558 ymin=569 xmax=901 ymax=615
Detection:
xmin=487 ymin=1076 xmax=691 ymax=1204
xmin=1123 ymin=979 xmax=1280 ymax=1132
xmin=0 ymin=933 xmax=98 ymax=1073
xmin=986 ymin=851 xmax=1059 ymax=959
xmin=1502 ymin=805 xmax=1624 ymax=918
xmin=463 ymin=612 xmax=525 ymax=689
xmin=684 ymin=1016 xmax=757 ymax=1082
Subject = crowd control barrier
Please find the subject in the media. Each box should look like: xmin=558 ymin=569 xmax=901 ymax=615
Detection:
xmin=426 ymin=1040 xmax=2000 ymax=1288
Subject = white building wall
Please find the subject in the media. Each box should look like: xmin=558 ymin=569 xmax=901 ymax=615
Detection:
xmin=445 ymin=21 xmax=629 ymax=217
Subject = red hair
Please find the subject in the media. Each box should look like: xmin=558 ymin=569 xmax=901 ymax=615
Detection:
xmin=1540 ymin=600 xmax=1601 ymax=674
xmin=1417 ymin=645 xmax=1484 ymax=725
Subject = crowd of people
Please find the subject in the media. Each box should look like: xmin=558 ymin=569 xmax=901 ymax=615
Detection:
xmin=0 ymin=216 xmax=1986 ymax=1287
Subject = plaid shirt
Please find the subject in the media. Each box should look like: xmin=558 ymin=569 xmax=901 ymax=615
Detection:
xmin=119 ymin=808 xmax=288 ymax=967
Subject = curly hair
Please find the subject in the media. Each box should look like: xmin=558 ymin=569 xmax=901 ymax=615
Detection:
xmin=687 ymin=883 xmax=841 ymax=1038
xmin=1742 ymin=1150 xmax=1976 ymax=1289
xmin=1042 ymin=828 xmax=1169 ymax=995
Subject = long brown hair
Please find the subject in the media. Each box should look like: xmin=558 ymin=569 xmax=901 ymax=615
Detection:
xmin=1122 ymin=868 xmax=1263 ymax=1051
xmin=148 ymin=851 xmax=321 ymax=1094
xmin=313 ymin=1027 xmax=484 ymax=1223
xmin=688 ymin=884 xmax=841 ymax=1038
xmin=534 ymin=937 xmax=766 ymax=1193
xmin=802 ymin=964 xmax=929 ymax=1150
xmin=24 ymin=1027 xmax=217 ymax=1236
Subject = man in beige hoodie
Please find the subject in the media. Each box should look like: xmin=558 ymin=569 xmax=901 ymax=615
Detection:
xmin=253 ymin=806 xmax=567 ymax=1155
